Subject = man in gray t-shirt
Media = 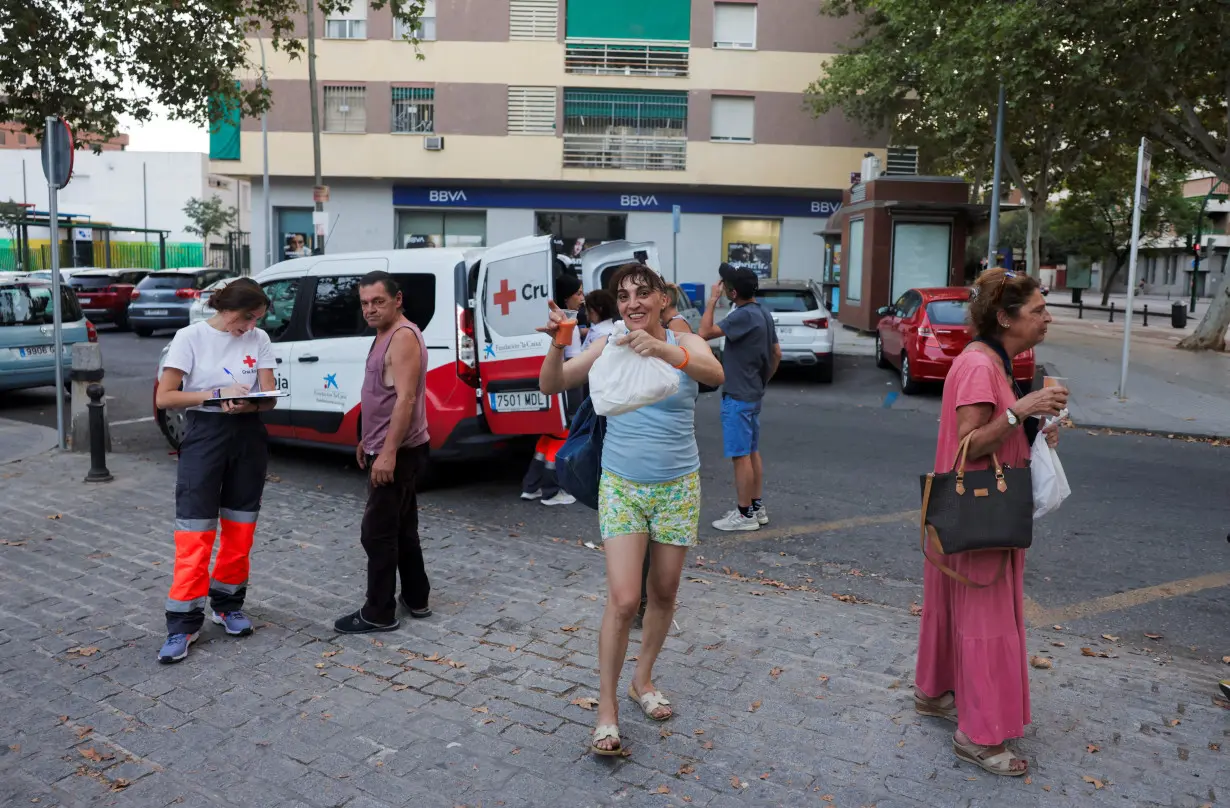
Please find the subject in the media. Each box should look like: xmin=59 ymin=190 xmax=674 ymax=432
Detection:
xmin=699 ymin=264 xmax=781 ymax=532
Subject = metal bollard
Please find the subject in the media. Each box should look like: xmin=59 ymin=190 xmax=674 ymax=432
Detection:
xmin=1109 ymin=302 xmax=1115 ymax=323
xmin=85 ymin=383 xmax=113 ymax=483
xmin=1143 ymin=304 xmax=1149 ymax=327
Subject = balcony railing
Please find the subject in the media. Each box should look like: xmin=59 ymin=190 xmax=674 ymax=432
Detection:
xmin=564 ymin=39 xmax=689 ymax=78
xmin=562 ymin=132 xmax=687 ymax=171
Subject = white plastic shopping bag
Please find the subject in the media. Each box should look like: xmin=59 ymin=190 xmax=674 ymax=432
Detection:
xmin=1031 ymin=429 xmax=1071 ymax=518
xmin=588 ymin=322 xmax=680 ymax=417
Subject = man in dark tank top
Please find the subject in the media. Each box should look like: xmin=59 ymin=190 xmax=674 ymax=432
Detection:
xmin=335 ymin=271 xmax=433 ymax=634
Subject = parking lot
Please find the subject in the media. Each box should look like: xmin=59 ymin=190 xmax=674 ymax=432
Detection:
xmin=2 ymin=322 xmax=1227 ymax=661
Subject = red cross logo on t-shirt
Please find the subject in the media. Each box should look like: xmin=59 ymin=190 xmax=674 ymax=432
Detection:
xmin=243 ymin=355 xmax=257 ymax=369
xmin=493 ymin=279 xmax=516 ymax=316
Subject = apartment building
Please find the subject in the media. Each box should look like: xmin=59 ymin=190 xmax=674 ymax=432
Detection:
xmin=212 ymin=0 xmax=888 ymax=281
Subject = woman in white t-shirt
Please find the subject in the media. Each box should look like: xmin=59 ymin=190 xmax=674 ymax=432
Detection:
xmin=153 ymin=278 xmax=280 ymax=664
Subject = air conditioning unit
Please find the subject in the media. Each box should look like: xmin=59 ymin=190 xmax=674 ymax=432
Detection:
xmin=423 ymin=136 xmax=445 ymax=151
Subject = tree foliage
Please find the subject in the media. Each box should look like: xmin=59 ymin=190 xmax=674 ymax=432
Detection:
xmin=183 ymin=196 xmax=237 ymax=246
xmin=0 ymin=199 xmax=25 ymax=237
xmin=807 ymin=0 xmax=1126 ymax=276
xmin=0 ymin=1 xmax=425 ymax=144
xmin=1050 ymin=154 xmax=1195 ymax=305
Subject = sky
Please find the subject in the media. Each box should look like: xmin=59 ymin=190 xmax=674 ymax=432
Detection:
xmin=119 ymin=112 xmax=209 ymax=153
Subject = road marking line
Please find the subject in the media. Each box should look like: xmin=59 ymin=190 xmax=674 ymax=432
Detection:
xmin=110 ymin=416 xmax=155 ymax=426
xmin=1029 ymin=570 xmax=1230 ymax=626
xmin=720 ymin=509 xmax=919 ymax=543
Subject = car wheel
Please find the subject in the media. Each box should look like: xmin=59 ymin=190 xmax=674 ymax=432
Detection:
xmin=875 ymin=334 xmax=890 ymax=369
xmin=814 ymin=359 xmax=834 ymax=384
xmin=135 ymin=327 xmax=154 ymax=338
xmin=900 ymin=353 xmax=922 ymax=395
xmin=157 ymin=406 xmax=186 ymax=450
xmin=116 ymin=313 xmax=131 ymax=332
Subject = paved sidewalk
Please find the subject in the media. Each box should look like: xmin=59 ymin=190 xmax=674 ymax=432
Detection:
xmin=1036 ymin=321 xmax=1230 ymax=438
xmin=1 ymin=452 xmax=1228 ymax=808
xmin=0 ymin=416 xmax=58 ymax=466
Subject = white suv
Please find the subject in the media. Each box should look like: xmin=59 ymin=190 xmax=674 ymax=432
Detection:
xmin=756 ymin=280 xmax=835 ymax=383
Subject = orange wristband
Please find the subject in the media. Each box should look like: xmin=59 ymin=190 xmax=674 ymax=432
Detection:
xmin=671 ymin=345 xmax=690 ymax=370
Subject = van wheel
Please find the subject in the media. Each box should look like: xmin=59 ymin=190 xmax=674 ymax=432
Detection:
xmin=135 ymin=327 xmax=154 ymax=338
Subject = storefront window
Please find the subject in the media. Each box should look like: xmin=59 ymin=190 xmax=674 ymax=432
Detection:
xmin=721 ymin=218 xmax=781 ymax=280
xmin=535 ymin=212 xmax=626 ymax=257
xmin=395 ymin=211 xmax=487 ymax=248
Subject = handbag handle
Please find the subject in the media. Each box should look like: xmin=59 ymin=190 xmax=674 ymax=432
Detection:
xmin=951 ymin=434 xmax=1007 ymax=495
xmin=919 ymin=473 xmax=1009 ymax=589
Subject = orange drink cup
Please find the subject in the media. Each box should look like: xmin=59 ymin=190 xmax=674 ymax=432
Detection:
xmin=556 ymin=309 xmax=578 ymax=344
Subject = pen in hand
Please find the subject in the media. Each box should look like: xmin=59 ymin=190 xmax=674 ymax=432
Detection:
xmin=222 ymin=368 xmax=258 ymax=395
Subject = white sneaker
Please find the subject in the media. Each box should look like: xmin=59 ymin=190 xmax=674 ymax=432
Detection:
xmin=520 ymin=489 xmax=543 ymax=501
xmin=541 ymin=492 xmax=576 ymax=506
xmin=711 ymin=510 xmax=761 ymax=532
xmin=754 ymin=505 xmax=769 ymax=525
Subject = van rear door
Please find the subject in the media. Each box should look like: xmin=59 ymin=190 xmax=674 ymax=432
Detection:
xmin=473 ymin=236 xmax=565 ymax=436
xmin=581 ymin=240 xmax=660 ymax=292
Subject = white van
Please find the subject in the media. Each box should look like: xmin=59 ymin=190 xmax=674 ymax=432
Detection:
xmin=154 ymin=236 xmax=654 ymax=458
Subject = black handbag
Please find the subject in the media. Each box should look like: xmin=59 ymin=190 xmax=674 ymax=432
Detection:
xmin=919 ymin=433 xmax=1034 ymax=588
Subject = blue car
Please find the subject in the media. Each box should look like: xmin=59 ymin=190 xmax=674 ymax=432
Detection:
xmin=0 ymin=279 xmax=95 ymax=393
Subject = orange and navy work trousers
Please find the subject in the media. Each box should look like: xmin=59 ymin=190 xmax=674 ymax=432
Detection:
xmin=166 ymin=411 xmax=268 ymax=634
xmin=520 ymin=433 xmax=568 ymax=499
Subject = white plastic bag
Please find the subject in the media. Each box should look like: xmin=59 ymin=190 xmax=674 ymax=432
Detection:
xmin=1031 ymin=429 xmax=1071 ymax=518
xmin=588 ymin=322 xmax=680 ymax=417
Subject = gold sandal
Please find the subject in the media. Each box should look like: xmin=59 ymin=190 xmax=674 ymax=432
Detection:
xmin=590 ymin=724 xmax=629 ymax=757
xmin=627 ymin=683 xmax=673 ymax=722
xmin=953 ymin=736 xmax=1028 ymax=777
xmin=914 ymin=690 xmax=958 ymax=723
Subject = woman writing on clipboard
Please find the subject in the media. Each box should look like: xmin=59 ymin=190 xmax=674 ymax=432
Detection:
xmin=153 ymin=278 xmax=280 ymax=664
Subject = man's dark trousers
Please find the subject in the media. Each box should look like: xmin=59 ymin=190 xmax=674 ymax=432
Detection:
xmin=361 ymin=443 xmax=431 ymax=624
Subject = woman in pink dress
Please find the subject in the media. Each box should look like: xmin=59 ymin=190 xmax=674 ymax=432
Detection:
xmin=914 ymin=268 xmax=1069 ymax=776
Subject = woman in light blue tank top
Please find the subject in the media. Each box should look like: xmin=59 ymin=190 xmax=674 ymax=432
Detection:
xmin=539 ymin=263 xmax=725 ymax=757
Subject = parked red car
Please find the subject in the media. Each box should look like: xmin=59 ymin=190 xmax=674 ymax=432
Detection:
xmin=874 ymin=287 xmax=1035 ymax=394
xmin=69 ymin=269 xmax=150 ymax=331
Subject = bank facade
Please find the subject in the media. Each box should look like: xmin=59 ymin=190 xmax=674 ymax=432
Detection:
xmin=212 ymin=0 xmax=890 ymax=287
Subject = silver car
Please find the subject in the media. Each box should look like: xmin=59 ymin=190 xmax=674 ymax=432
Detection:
xmin=127 ymin=268 xmax=234 ymax=337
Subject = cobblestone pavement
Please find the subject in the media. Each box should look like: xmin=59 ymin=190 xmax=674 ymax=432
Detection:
xmin=1 ymin=452 xmax=1227 ymax=808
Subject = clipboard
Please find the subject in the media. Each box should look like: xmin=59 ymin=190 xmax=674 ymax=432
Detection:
xmin=201 ymin=390 xmax=289 ymax=406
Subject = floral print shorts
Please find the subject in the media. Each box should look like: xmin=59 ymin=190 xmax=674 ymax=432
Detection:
xmin=598 ymin=470 xmax=701 ymax=547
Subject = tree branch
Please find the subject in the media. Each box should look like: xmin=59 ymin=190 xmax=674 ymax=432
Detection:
xmin=1002 ymin=147 xmax=1029 ymax=203
xmin=1168 ymin=86 xmax=1224 ymax=164
xmin=1150 ymin=120 xmax=1229 ymax=183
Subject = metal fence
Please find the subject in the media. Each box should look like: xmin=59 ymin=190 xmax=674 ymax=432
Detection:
xmin=562 ymin=89 xmax=688 ymax=170
xmin=206 ymin=232 xmax=251 ymax=274
xmin=392 ymin=87 xmax=435 ymax=134
xmin=0 ymin=240 xmax=205 ymax=272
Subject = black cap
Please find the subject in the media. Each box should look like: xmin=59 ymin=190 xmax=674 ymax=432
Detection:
xmin=719 ymin=262 xmax=758 ymax=298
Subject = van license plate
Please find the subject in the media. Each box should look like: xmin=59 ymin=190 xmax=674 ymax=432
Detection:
xmin=489 ymin=391 xmax=550 ymax=412
xmin=18 ymin=345 xmax=54 ymax=358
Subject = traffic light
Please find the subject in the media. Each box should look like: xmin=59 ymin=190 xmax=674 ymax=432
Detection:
xmin=1194 ymin=243 xmax=1202 ymax=259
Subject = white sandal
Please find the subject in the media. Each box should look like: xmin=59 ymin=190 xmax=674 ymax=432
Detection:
xmin=628 ymin=684 xmax=673 ymax=722
xmin=590 ymin=724 xmax=628 ymax=756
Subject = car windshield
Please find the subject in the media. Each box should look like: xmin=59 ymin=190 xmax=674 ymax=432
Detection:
xmin=138 ymin=274 xmax=195 ymax=290
xmin=71 ymin=275 xmax=117 ymax=290
xmin=927 ymin=300 xmax=969 ymax=325
xmin=757 ymin=289 xmax=818 ymax=313
xmin=0 ymin=284 xmax=83 ymax=326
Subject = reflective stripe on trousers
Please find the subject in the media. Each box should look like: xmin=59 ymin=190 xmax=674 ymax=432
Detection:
xmin=166 ymin=411 xmax=268 ymax=634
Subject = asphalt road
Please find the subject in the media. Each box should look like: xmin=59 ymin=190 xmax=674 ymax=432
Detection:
xmin=3 ymin=325 xmax=1228 ymax=661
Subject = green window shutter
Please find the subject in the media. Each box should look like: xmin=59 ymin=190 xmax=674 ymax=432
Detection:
xmin=563 ymin=89 xmax=687 ymax=124
xmin=565 ymin=0 xmax=690 ymax=41
xmin=208 ymin=86 xmax=242 ymax=161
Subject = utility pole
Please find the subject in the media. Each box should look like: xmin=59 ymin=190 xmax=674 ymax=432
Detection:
xmin=307 ymin=0 xmax=324 ymax=255
xmin=260 ymin=37 xmax=273 ymax=270
xmin=985 ymin=83 xmax=1006 ymax=272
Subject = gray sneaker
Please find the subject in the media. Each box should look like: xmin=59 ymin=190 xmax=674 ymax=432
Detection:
xmin=754 ymin=505 xmax=769 ymax=526
xmin=712 ymin=510 xmax=760 ymax=532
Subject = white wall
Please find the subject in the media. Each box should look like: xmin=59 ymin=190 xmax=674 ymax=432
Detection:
xmin=487 ymin=208 xmax=534 ymax=247
xmin=675 ymin=214 xmax=724 ymax=287
xmin=255 ymin=179 xmax=395 ymax=272
xmin=0 ymin=150 xmax=210 ymax=242
xmin=779 ymin=216 xmax=826 ymax=283
xmin=626 ymin=212 xmax=676 ymax=279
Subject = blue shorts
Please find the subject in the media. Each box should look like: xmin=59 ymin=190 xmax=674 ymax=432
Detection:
xmin=721 ymin=396 xmax=761 ymax=458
